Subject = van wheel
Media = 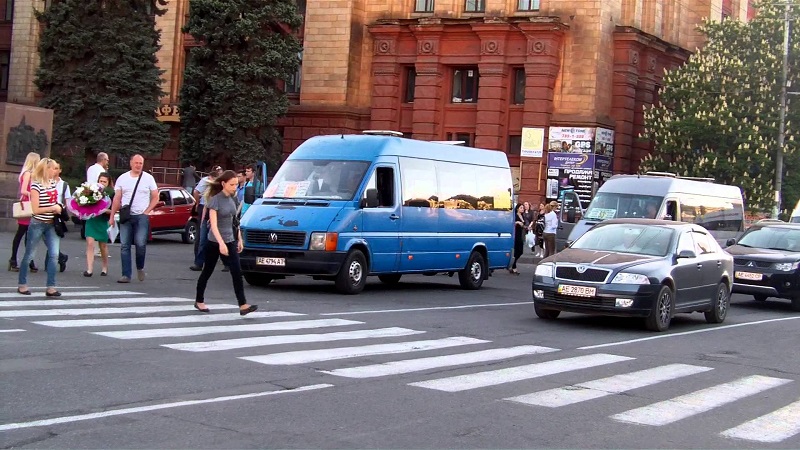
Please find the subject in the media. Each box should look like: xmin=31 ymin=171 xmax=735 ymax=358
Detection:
xmin=336 ymin=250 xmax=367 ymax=294
xmin=534 ymin=303 xmax=560 ymax=320
xmin=458 ymin=251 xmax=486 ymax=290
xmin=182 ymin=220 xmax=198 ymax=244
xmin=704 ymin=282 xmax=730 ymax=323
xmin=378 ymin=274 xmax=402 ymax=285
xmin=645 ymin=285 xmax=674 ymax=332
xmin=243 ymin=273 xmax=273 ymax=287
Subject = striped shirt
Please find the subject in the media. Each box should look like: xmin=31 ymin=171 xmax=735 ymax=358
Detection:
xmin=31 ymin=180 xmax=58 ymax=222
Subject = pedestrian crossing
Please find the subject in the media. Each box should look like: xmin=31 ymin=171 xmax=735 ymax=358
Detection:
xmin=1 ymin=286 xmax=798 ymax=444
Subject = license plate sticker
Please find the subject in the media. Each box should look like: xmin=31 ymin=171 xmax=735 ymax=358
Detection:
xmin=735 ymin=271 xmax=762 ymax=281
xmin=558 ymin=284 xmax=597 ymax=297
xmin=256 ymin=257 xmax=285 ymax=266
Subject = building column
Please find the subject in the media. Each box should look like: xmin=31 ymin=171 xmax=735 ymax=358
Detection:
xmin=610 ymin=34 xmax=644 ymax=174
xmin=410 ymin=25 xmax=444 ymax=141
xmin=631 ymin=50 xmax=659 ymax=173
xmin=368 ymin=25 xmax=403 ymax=131
xmin=472 ymin=23 xmax=511 ymax=151
xmin=8 ymin=0 xmax=42 ymax=105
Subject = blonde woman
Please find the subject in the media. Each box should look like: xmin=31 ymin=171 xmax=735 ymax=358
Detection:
xmin=8 ymin=152 xmax=41 ymax=272
xmin=17 ymin=158 xmax=64 ymax=296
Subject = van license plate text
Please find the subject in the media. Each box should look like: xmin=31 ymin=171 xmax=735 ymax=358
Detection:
xmin=735 ymin=271 xmax=762 ymax=281
xmin=256 ymin=257 xmax=285 ymax=266
xmin=558 ymin=284 xmax=596 ymax=297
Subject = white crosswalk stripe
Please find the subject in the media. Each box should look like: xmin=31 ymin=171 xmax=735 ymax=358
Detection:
xmin=163 ymin=327 xmax=426 ymax=352
xmin=323 ymin=345 xmax=559 ymax=378
xmin=93 ymin=318 xmax=363 ymax=339
xmin=32 ymin=311 xmax=304 ymax=328
xmin=0 ymin=290 xmax=142 ymax=299
xmin=0 ymin=304 xmax=239 ymax=317
xmin=611 ymin=375 xmax=793 ymax=426
xmin=409 ymin=354 xmax=634 ymax=392
xmin=721 ymin=398 xmax=800 ymax=443
xmin=0 ymin=297 xmax=192 ymax=307
xmin=242 ymin=337 xmax=490 ymax=365
xmin=506 ymin=364 xmax=714 ymax=408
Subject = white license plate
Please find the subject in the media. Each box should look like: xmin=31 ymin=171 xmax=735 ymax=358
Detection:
xmin=735 ymin=271 xmax=762 ymax=281
xmin=558 ymin=284 xmax=597 ymax=297
xmin=256 ymin=257 xmax=285 ymax=266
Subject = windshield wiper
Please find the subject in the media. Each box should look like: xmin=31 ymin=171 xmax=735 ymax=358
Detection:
xmin=736 ymin=243 xmax=753 ymax=247
xmin=767 ymin=247 xmax=789 ymax=251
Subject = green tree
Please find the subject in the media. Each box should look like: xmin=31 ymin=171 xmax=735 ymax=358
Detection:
xmin=640 ymin=0 xmax=800 ymax=217
xmin=35 ymin=0 xmax=169 ymax=169
xmin=179 ymin=0 xmax=303 ymax=168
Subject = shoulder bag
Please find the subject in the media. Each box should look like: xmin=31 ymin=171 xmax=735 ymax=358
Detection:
xmin=119 ymin=174 xmax=143 ymax=224
xmin=12 ymin=201 xmax=32 ymax=219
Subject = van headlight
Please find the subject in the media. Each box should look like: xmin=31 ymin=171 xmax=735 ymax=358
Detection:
xmin=535 ymin=263 xmax=554 ymax=278
xmin=309 ymin=232 xmax=338 ymax=251
xmin=611 ymin=273 xmax=650 ymax=284
xmin=773 ymin=261 xmax=800 ymax=271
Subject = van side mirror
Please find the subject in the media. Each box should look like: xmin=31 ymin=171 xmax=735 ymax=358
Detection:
xmin=244 ymin=185 xmax=255 ymax=204
xmin=567 ymin=209 xmax=576 ymax=223
xmin=361 ymin=189 xmax=379 ymax=208
xmin=726 ymin=238 xmax=736 ymax=247
xmin=677 ymin=249 xmax=697 ymax=259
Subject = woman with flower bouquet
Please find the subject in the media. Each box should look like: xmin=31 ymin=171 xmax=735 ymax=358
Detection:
xmin=68 ymin=173 xmax=113 ymax=276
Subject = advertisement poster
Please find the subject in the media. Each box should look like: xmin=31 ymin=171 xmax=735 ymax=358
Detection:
xmin=520 ymin=127 xmax=545 ymax=158
xmin=546 ymin=152 xmax=595 ymax=208
xmin=595 ymin=127 xmax=614 ymax=158
xmin=548 ymin=127 xmax=596 ymax=154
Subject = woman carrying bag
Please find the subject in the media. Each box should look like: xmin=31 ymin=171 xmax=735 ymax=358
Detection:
xmin=17 ymin=158 xmax=63 ymax=297
xmin=194 ymin=170 xmax=257 ymax=316
xmin=9 ymin=152 xmax=41 ymax=272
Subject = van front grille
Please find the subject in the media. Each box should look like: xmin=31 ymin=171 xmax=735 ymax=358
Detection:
xmin=246 ymin=230 xmax=306 ymax=247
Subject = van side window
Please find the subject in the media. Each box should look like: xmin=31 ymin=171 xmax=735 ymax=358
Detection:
xmin=665 ymin=200 xmax=678 ymax=221
xmin=436 ymin=161 xmax=477 ymax=209
xmin=400 ymin=157 xmax=437 ymax=207
xmin=362 ymin=167 xmax=396 ymax=208
xmin=679 ymin=194 xmax=743 ymax=232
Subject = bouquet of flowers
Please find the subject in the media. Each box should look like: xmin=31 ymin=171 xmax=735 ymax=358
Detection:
xmin=67 ymin=182 xmax=112 ymax=220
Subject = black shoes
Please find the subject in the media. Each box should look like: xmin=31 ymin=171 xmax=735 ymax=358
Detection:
xmin=189 ymin=265 xmax=203 ymax=271
xmin=45 ymin=290 xmax=62 ymax=297
xmin=29 ymin=261 xmax=38 ymax=273
xmin=239 ymin=305 xmax=258 ymax=316
xmin=17 ymin=288 xmax=31 ymax=295
xmin=83 ymin=271 xmax=93 ymax=277
xmin=59 ymin=255 xmax=68 ymax=273
xmin=194 ymin=303 xmax=210 ymax=313
xmin=8 ymin=260 xmax=19 ymax=272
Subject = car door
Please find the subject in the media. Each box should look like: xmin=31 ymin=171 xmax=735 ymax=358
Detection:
xmin=692 ymin=230 xmax=724 ymax=302
xmin=170 ymin=189 xmax=193 ymax=229
xmin=672 ymin=230 xmax=704 ymax=305
xmin=361 ymin=165 xmax=401 ymax=273
xmin=149 ymin=189 xmax=172 ymax=231
xmin=556 ymin=190 xmax=583 ymax=251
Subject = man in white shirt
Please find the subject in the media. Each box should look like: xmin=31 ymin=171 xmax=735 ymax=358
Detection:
xmin=86 ymin=152 xmax=109 ymax=184
xmin=108 ymin=154 xmax=158 ymax=283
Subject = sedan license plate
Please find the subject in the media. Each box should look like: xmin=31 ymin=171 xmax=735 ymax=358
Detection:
xmin=735 ymin=271 xmax=762 ymax=281
xmin=558 ymin=284 xmax=596 ymax=297
xmin=256 ymin=257 xmax=285 ymax=267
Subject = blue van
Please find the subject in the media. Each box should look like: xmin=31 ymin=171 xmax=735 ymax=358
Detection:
xmin=239 ymin=133 xmax=514 ymax=294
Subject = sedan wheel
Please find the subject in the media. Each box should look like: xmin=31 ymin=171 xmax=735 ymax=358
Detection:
xmin=534 ymin=303 xmax=560 ymax=320
xmin=645 ymin=285 xmax=673 ymax=332
xmin=704 ymin=282 xmax=730 ymax=323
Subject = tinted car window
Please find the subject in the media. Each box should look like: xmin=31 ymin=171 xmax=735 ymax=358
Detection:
xmin=571 ymin=223 xmax=675 ymax=256
xmin=738 ymin=227 xmax=800 ymax=252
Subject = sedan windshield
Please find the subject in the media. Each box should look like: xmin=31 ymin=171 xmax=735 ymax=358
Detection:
xmin=738 ymin=227 xmax=800 ymax=252
xmin=585 ymin=193 xmax=664 ymax=220
xmin=572 ymin=223 xmax=676 ymax=256
xmin=264 ymin=160 xmax=370 ymax=200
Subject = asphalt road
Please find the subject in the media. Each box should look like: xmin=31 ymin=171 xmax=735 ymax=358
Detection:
xmin=1 ymin=230 xmax=799 ymax=449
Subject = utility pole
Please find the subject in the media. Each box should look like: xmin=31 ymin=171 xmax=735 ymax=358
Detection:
xmin=774 ymin=2 xmax=791 ymax=219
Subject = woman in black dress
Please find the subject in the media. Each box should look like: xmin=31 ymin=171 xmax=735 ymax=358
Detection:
xmin=509 ymin=203 xmax=525 ymax=274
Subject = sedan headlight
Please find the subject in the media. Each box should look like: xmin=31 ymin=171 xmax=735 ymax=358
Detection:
xmin=534 ymin=263 xmax=554 ymax=278
xmin=773 ymin=261 xmax=800 ymax=272
xmin=611 ymin=273 xmax=651 ymax=284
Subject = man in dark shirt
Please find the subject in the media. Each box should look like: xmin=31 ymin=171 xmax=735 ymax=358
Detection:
xmin=182 ymin=163 xmax=199 ymax=192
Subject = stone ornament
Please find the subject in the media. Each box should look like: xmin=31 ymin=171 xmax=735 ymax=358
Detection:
xmin=375 ymin=40 xmax=394 ymax=55
xmin=529 ymin=40 xmax=546 ymax=54
xmin=419 ymin=40 xmax=437 ymax=54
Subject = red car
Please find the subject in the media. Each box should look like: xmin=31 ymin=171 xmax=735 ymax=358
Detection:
xmin=148 ymin=185 xmax=198 ymax=244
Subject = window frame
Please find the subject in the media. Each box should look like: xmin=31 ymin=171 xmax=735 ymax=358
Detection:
xmin=451 ymin=67 xmax=479 ymax=104
xmin=3 ymin=0 xmax=13 ymax=21
xmin=415 ymin=0 xmax=434 ymax=13
xmin=517 ymin=0 xmax=540 ymax=11
xmin=464 ymin=0 xmax=485 ymax=13
xmin=403 ymin=67 xmax=416 ymax=103
xmin=285 ymin=50 xmax=303 ymax=95
xmin=0 ymin=51 xmax=9 ymax=91
xmin=512 ymin=67 xmax=525 ymax=104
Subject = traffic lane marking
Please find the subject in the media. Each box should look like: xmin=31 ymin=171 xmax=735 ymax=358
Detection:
xmin=319 ymin=301 xmax=534 ymax=316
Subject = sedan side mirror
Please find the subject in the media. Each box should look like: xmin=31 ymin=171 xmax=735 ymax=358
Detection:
xmin=726 ymin=238 xmax=736 ymax=247
xmin=244 ymin=185 xmax=255 ymax=204
xmin=677 ymin=249 xmax=697 ymax=259
xmin=360 ymin=189 xmax=379 ymax=208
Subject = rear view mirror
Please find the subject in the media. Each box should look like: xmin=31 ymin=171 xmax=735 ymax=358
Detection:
xmin=244 ymin=185 xmax=255 ymax=204
xmin=677 ymin=250 xmax=697 ymax=259
xmin=361 ymin=189 xmax=379 ymax=208
xmin=726 ymin=238 xmax=736 ymax=247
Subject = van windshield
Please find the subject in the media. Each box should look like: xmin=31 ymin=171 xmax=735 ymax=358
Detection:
xmin=264 ymin=160 xmax=370 ymax=200
xmin=584 ymin=193 xmax=664 ymax=220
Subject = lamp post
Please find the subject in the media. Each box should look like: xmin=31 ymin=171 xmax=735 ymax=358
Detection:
xmin=774 ymin=2 xmax=791 ymax=219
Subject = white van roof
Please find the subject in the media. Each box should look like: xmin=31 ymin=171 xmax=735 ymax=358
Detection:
xmin=602 ymin=174 xmax=742 ymax=200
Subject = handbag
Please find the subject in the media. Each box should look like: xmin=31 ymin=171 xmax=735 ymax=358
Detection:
xmin=12 ymin=201 xmax=32 ymax=219
xmin=54 ymin=206 xmax=69 ymax=238
xmin=119 ymin=173 xmax=143 ymax=224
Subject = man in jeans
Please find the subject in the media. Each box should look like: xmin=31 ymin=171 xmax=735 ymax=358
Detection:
xmin=108 ymin=154 xmax=158 ymax=283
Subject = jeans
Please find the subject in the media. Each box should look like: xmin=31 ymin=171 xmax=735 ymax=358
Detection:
xmin=194 ymin=218 xmax=209 ymax=267
xmin=120 ymin=214 xmax=150 ymax=278
xmin=196 ymin=240 xmax=246 ymax=306
xmin=19 ymin=219 xmax=60 ymax=287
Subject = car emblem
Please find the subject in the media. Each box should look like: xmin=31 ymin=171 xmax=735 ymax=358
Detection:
xmin=747 ymin=261 xmax=755 ymax=267
xmin=269 ymin=232 xmax=278 ymax=243
xmin=576 ymin=265 xmax=588 ymax=273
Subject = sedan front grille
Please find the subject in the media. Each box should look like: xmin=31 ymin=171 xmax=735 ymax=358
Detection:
xmin=555 ymin=266 xmax=610 ymax=283
xmin=543 ymin=291 xmax=615 ymax=307
xmin=246 ymin=230 xmax=306 ymax=247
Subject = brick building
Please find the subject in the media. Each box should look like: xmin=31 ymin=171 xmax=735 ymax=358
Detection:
xmin=0 ymin=0 xmax=755 ymax=200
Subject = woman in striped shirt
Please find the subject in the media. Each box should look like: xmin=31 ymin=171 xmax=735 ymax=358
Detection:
xmin=17 ymin=158 xmax=64 ymax=297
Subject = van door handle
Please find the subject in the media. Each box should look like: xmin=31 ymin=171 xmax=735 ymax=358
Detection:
xmin=389 ymin=214 xmax=400 ymax=220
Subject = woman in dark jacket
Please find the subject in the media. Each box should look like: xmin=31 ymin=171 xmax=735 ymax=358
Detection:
xmin=509 ymin=203 xmax=525 ymax=274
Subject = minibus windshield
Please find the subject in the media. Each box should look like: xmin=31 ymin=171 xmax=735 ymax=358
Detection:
xmin=264 ymin=160 xmax=370 ymax=200
xmin=584 ymin=193 xmax=664 ymax=220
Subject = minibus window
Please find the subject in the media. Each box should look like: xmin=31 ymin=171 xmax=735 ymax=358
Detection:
xmin=584 ymin=193 xmax=663 ymax=220
xmin=264 ymin=160 xmax=369 ymax=200
xmin=362 ymin=167 xmax=396 ymax=208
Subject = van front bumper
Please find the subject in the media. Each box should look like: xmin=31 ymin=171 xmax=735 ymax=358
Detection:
xmin=240 ymin=249 xmax=346 ymax=276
